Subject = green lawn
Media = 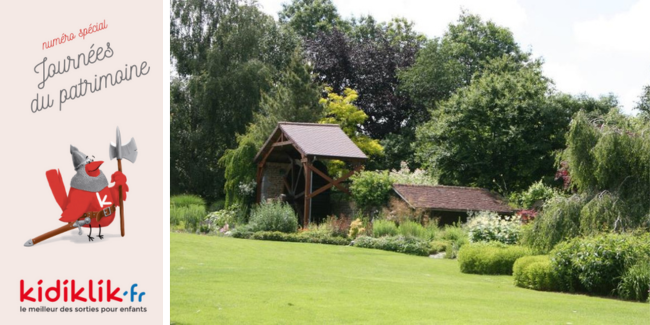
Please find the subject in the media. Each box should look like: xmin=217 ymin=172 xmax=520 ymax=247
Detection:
xmin=171 ymin=233 xmax=649 ymax=324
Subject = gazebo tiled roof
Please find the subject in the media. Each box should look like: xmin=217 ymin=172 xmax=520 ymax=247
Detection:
xmin=392 ymin=184 xmax=513 ymax=214
xmin=254 ymin=122 xmax=367 ymax=162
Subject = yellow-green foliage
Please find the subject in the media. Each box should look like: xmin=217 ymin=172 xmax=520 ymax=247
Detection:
xmin=513 ymin=255 xmax=560 ymax=291
xmin=349 ymin=218 xmax=366 ymax=238
xmin=319 ymin=87 xmax=383 ymax=176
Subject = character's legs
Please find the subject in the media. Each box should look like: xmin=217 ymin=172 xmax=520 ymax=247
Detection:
xmin=98 ymin=225 xmax=103 ymax=240
xmin=88 ymin=225 xmax=94 ymax=241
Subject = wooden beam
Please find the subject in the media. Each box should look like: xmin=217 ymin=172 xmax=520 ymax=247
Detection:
xmin=305 ymin=163 xmax=347 ymax=193
xmin=303 ymin=160 xmax=312 ymax=227
xmin=259 ymin=144 xmax=276 ymax=167
xmin=272 ymin=140 xmax=293 ymax=147
xmin=307 ymin=165 xmax=362 ymax=199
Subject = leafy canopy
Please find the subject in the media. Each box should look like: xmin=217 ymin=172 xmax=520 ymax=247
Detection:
xmin=399 ymin=11 xmax=529 ymax=110
xmin=278 ymin=0 xmax=347 ymax=38
xmin=171 ymin=1 xmax=300 ymax=200
xmin=415 ymin=56 xmax=563 ymax=193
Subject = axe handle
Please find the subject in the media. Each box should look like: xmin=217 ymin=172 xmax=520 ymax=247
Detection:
xmin=118 ymin=159 xmax=125 ymax=237
xmin=31 ymin=223 xmax=75 ymax=245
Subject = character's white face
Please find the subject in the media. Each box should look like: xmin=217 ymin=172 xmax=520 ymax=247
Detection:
xmin=84 ymin=155 xmax=96 ymax=165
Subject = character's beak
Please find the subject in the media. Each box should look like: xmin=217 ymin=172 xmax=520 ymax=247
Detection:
xmin=85 ymin=161 xmax=104 ymax=176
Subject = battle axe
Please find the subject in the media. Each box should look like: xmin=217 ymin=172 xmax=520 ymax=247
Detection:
xmin=109 ymin=127 xmax=137 ymax=237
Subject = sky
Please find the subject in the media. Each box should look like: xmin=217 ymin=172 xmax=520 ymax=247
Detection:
xmin=255 ymin=0 xmax=650 ymax=115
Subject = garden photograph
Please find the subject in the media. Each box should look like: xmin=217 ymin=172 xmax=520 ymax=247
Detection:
xmin=170 ymin=0 xmax=650 ymax=323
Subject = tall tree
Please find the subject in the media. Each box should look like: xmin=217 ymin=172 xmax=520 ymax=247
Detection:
xmin=399 ymin=11 xmax=529 ymax=110
xmin=170 ymin=2 xmax=300 ymax=200
xmin=305 ymin=18 xmax=425 ymax=140
xmin=636 ymin=84 xmax=650 ymax=119
xmin=220 ymin=51 xmax=324 ymax=206
xmin=414 ymin=57 xmax=565 ymax=193
xmin=171 ymin=0 xmax=242 ymax=77
xmin=278 ymin=0 xmax=347 ymax=38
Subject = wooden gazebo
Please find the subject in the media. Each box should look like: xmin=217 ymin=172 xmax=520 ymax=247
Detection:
xmin=253 ymin=122 xmax=367 ymax=226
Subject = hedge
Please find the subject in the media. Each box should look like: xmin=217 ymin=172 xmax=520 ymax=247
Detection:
xmin=551 ymin=233 xmax=650 ymax=297
xmin=513 ymin=255 xmax=560 ymax=291
xmin=233 ymin=230 xmax=351 ymax=246
xmin=354 ymin=235 xmax=430 ymax=256
xmin=457 ymin=242 xmax=531 ymax=275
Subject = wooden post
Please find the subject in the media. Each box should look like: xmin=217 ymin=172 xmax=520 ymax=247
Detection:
xmin=302 ymin=158 xmax=312 ymax=227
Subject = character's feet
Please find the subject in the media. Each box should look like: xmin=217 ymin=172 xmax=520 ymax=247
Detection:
xmin=98 ymin=234 xmax=104 ymax=240
xmin=88 ymin=235 xmax=94 ymax=242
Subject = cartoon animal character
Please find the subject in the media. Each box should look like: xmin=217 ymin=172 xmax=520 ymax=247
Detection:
xmin=45 ymin=145 xmax=129 ymax=241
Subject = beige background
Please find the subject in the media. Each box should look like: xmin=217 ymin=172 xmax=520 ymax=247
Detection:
xmin=0 ymin=1 xmax=163 ymax=323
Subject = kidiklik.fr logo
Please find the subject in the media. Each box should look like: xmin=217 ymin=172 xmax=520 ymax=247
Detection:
xmin=20 ymin=280 xmax=145 ymax=303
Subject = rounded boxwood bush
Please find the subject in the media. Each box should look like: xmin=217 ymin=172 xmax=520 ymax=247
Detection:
xmin=457 ymin=242 xmax=531 ymax=275
xmin=513 ymin=255 xmax=560 ymax=291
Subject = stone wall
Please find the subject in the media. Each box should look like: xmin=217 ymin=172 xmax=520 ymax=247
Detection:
xmin=261 ymin=162 xmax=288 ymax=201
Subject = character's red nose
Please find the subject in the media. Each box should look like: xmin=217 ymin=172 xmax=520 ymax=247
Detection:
xmin=85 ymin=161 xmax=104 ymax=177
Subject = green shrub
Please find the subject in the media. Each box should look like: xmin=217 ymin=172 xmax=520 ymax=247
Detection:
xmin=171 ymin=204 xmax=207 ymax=233
xmin=513 ymin=255 xmax=560 ymax=291
xmin=249 ymin=201 xmax=299 ymax=233
xmin=617 ymin=261 xmax=650 ymax=302
xmin=458 ymin=242 xmax=531 ymax=275
xmin=231 ymin=225 xmax=254 ymax=239
xmin=509 ymin=180 xmax=559 ymax=209
xmin=397 ymin=221 xmax=428 ymax=239
xmin=551 ymin=233 xmax=650 ymax=295
xmin=354 ymin=235 xmax=430 ymax=256
xmin=349 ymin=170 xmax=393 ymax=211
xmin=170 ymin=205 xmax=181 ymax=227
xmin=248 ymin=231 xmax=351 ymax=245
xmin=373 ymin=219 xmax=398 ymax=237
xmin=205 ymin=208 xmax=236 ymax=231
xmin=171 ymin=194 xmax=206 ymax=208
xmin=170 ymin=195 xmax=208 ymax=232
xmin=429 ymin=240 xmax=448 ymax=255
xmin=466 ymin=211 xmax=521 ymax=244
xmin=208 ymin=199 xmax=226 ymax=212
xmin=439 ymin=224 xmax=469 ymax=259
xmin=424 ymin=222 xmax=439 ymax=241
xmin=205 ymin=203 xmax=248 ymax=232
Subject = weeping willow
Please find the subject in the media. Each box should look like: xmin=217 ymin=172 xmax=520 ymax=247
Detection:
xmin=526 ymin=109 xmax=650 ymax=252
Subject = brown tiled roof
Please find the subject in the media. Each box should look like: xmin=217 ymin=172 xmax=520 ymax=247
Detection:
xmin=254 ymin=122 xmax=367 ymax=162
xmin=393 ymin=184 xmax=513 ymax=214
